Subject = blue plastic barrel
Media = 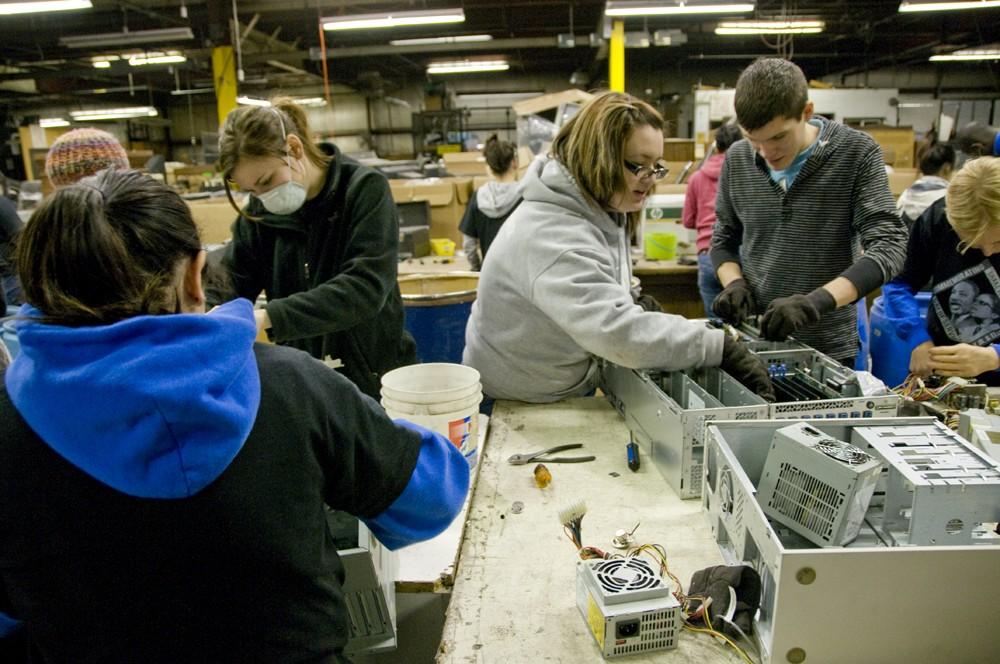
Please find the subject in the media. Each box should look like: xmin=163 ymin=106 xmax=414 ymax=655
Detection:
xmin=869 ymin=292 xmax=932 ymax=388
xmin=399 ymin=273 xmax=478 ymax=364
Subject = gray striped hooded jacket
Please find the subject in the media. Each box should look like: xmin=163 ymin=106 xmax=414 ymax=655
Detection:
xmin=710 ymin=118 xmax=907 ymax=361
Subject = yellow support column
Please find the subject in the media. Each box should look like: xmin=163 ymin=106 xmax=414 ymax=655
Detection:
xmin=212 ymin=46 xmax=238 ymax=128
xmin=609 ymin=21 xmax=625 ymax=93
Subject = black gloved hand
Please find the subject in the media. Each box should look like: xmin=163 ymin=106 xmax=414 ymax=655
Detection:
xmin=721 ymin=334 xmax=775 ymax=402
xmin=634 ymin=293 xmax=663 ymax=313
xmin=760 ymin=288 xmax=836 ymax=341
xmin=687 ymin=565 xmax=763 ymax=640
xmin=712 ymin=278 xmax=756 ymax=326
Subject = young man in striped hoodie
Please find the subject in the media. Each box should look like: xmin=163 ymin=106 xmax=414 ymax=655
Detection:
xmin=709 ymin=58 xmax=908 ymax=366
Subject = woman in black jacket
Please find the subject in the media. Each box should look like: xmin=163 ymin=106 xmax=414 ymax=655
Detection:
xmin=219 ymin=97 xmax=416 ymax=399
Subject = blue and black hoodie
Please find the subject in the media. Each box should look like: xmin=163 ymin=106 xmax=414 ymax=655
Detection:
xmin=0 ymin=298 xmax=469 ymax=662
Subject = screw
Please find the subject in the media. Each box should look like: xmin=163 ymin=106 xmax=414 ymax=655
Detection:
xmin=795 ymin=567 xmax=816 ymax=585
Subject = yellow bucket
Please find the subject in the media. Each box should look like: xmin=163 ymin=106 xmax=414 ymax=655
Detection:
xmin=644 ymin=232 xmax=677 ymax=260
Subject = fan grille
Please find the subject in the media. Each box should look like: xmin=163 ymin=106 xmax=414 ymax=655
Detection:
xmin=594 ymin=558 xmax=660 ymax=593
xmin=815 ymin=438 xmax=872 ymax=465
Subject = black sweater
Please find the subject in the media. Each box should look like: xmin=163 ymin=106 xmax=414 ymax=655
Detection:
xmin=0 ymin=343 xmax=421 ymax=663
xmin=224 ymin=145 xmax=417 ymax=399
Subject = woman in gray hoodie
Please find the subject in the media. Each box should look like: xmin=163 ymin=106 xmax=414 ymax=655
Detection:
xmin=463 ymin=91 xmax=773 ymax=404
xmin=460 ymin=135 xmax=522 ymax=271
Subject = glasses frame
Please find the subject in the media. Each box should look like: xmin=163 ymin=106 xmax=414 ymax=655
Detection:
xmin=623 ymin=158 xmax=670 ymax=181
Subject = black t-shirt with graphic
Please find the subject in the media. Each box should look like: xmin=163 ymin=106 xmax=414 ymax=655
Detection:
xmin=896 ymin=198 xmax=1000 ymax=361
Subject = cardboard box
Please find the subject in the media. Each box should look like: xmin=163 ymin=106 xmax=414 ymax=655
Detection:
xmin=442 ymin=151 xmax=487 ymax=177
xmin=888 ymin=168 xmax=919 ymax=198
xmin=857 ymin=125 xmax=916 ymax=169
xmin=512 ymin=89 xmax=595 ymax=117
xmin=186 ymin=198 xmax=238 ymax=245
xmin=662 ymin=139 xmax=695 ymax=162
xmin=388 ymin=177 xmax=471 ymax=244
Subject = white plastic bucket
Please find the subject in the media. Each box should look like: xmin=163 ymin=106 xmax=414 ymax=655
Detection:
xmin=381 ymin=363 xmax=482 ymax=465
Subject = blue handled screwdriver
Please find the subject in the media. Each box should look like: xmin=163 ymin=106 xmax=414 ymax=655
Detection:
xmin=627 ymin=434 xmax=640 ymax=472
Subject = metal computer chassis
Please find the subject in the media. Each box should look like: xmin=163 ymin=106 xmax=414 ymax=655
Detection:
xmin=602 ymin=356 xmax=899 ymax=500
xmin=602 ymin=363 xmax=769 ymax=499
xmin=702 ymin=417 xmax=1000 ymax=664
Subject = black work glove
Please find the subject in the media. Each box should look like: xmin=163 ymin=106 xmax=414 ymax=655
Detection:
xmin=760 ymin=288 xmax=836 ymax=341
xmin=635 ymin=293 xmax=662 ymax=313
xmin=712 ymin=278 xmax=756 ymax=326
xmin=721 ymin=334 xmax=775 ymax=402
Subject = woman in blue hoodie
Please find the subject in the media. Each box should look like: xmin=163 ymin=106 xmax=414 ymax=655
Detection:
xmin=0 ymin=169 xmax=469 ymax=662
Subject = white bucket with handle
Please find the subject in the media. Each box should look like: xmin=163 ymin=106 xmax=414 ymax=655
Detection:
xmin=380 ymin=363 xmax=482 ymax=466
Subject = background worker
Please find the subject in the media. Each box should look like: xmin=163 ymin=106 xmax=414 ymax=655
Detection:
xmin=682 ymin=123 xmax=744 ymax=316
xmin=896 ymin=142 xmax=957 ymax=228
xmin=460 ymin=134 xmax=522 ymax=271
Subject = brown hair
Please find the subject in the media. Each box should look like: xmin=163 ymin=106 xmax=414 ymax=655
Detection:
xmin=483 ymin=134 xmax=517 ymax=175
xmin=551 ymin=91 xmax=663 ymax=210
xmin=16 ymin=168 xmax=202 ymax=326
xmin=734 ymin=58 xmax=809 ymax=132
xmin=948 ymin=157 xmax=1000 ymax=253
xmin=218 ymin=96 xmax=332 ymax=216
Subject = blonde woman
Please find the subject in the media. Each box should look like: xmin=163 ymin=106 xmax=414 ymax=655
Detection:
xmin=462 ymin=91 xmax=773 ymax=405
xmin=882 ymin=157 xmax=1000 ymax=381
xmin=218 ymin=97 xmax=416 ymax=399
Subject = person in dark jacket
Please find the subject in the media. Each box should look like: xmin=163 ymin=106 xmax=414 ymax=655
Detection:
xmin=219 ymin=97 xmax=417 ymax=400
xmin=896 ymin=143 xmax=956 ymax=229
xmin=460 ymin=134 xmax=521 ymax=271
xmin=883 ymin=157 xmax=1000 ymax=383
xmin=0 ymin=168 xmax=470 ymax=662
xmin=0 ymin=196 xmax=20 ymax=310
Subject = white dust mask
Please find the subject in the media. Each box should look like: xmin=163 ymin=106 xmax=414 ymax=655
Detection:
xmin=257 ymin=107 xmax=308 ymax=215
xmin=257 ymin=156 xmax=307 ymax=215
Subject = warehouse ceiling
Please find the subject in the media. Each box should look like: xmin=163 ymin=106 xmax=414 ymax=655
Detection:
xmin=1 ymin=0 xmax=999 ymax=109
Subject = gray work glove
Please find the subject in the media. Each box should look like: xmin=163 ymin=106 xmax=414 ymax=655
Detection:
xmin=720 ymin=334 xmax=775 ymax=402
xmin=712 ymin=278 xmax=756 ymax=326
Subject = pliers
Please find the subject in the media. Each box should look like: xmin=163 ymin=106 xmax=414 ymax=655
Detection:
xmin=507 ymin=443 xmax=595 ymax=465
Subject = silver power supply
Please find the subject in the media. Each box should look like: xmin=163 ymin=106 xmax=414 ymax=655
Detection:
xmin=575 ymin=557 xmax=681 ymax=659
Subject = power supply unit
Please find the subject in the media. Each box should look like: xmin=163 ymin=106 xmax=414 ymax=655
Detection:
xmin=575 ymin=557 xmax=681 ymax=659
xmin=757 ymin=422 xmax=883 ymax=547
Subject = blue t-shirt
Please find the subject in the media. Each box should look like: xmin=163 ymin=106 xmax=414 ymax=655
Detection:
xmin=768 ymin=118 xmax=824 ymax=191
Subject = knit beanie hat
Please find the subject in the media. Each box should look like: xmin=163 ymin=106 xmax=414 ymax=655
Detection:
xmin=45 ymin=128 xmax=130 ymax=186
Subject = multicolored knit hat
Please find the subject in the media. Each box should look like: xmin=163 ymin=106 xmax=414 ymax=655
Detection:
xmin=44 ymin=127 xmax=130 ymax=186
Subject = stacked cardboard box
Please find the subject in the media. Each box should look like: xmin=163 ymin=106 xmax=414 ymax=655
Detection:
xmin=388 ymin=177 xmax=472 ymax=244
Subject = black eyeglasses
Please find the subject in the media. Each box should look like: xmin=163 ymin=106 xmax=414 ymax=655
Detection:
xmin=623 ymin=159 xmax=670 ymax=181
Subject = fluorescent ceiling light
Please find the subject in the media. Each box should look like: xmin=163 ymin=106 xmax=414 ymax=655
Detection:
xmin=323 ymin=8 xmax=464 ymax=31
xmin=0 ymin=0 xmax=90 ymax=15
xmin=605 ymin=2 xmax=754 ymax=16
xmin=900 ymin=1 xmax=1000 ymax=12
xmin=426 ymin=59 xmax=509 ymax=74
xmin=60 ymin=27 xmax=194 ymax=48
xmin=39 ymin=118 xmax=70 ymax=127
xmin=716 ymin=20 xmax=824 ymax=34
xmin=70 ymin=106 xmax=158 ymax=121
xmin=930 ymin=47 xmax=1000 ymax=61
xmin=128 ymin=52 xmax=186 ymax=66
xmin=236 ymin=96 xmax=271 ymax=106
xmin=390 ymin=34 xmax=492 ymax=46
xmin=292 ymin=97 xmax=328 ymax=107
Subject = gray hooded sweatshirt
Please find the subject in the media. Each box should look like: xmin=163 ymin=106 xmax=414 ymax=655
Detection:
xmin=462 ymin=156 xmax=725 ymax=403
